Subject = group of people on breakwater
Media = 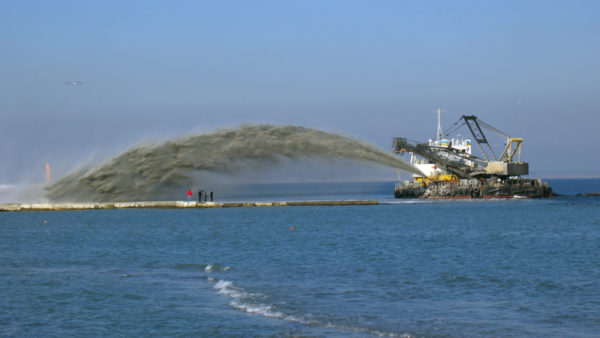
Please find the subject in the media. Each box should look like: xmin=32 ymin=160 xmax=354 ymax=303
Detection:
xmin=186 ymin=189 xmax=213 ymax=202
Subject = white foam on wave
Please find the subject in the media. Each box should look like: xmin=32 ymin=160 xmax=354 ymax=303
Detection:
xmin=213 ymin=280 xmax=236 ymax=295
xmin=231 ymin=301 xmax=284 ymax=318
xmin=213 ymin=279 xmax=284 ymax=318
xmin=204 ymin=264 xmax=231 ymax=273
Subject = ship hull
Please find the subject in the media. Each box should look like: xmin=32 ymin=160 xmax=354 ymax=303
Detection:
xmin=394 ymin=179 xmax=552 ymax=199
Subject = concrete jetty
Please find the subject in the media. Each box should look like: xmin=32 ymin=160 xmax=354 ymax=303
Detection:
xmin=0 ymin=200 xmax=379 ymax=212
xmin=577 ymin=192 xmax=600 ymax=197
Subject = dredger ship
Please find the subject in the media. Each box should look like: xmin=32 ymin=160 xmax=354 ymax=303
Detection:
xmin=393 ymin=110 xmax=552 ymax=199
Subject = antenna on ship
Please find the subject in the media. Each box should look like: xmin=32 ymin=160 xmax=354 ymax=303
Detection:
xmin=436 ymin=108 xmax=445 ymax=141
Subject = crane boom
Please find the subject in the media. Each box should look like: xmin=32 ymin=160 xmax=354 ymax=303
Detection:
xmin=461 ymin=115 xmax=497 ymax=161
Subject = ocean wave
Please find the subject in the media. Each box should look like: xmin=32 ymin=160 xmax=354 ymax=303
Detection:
xmin=213 ymin=280 xmax=284 ymax=318
xmin=174 ymin=263 xmax=231 ymax=272
xmin=211 ymin=278 xmax=408 ymax=337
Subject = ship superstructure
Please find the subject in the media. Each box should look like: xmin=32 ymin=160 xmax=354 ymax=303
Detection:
xmin=393 ymin=110 xmax=552 ymax=198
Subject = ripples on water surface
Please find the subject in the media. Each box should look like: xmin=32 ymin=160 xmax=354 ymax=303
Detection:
xmin=1 ymin=181 xmax=599 ymax=337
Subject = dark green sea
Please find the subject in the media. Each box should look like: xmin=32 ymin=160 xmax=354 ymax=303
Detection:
xmin=1 ymin=179 xmax=599 ymax=336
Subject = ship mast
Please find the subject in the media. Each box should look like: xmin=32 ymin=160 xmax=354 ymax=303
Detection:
xmin=436 ymin=107 xmax=444 ymax=141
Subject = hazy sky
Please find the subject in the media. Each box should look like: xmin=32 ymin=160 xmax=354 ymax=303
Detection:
xmin=1 ymin=0 xmax=599 ymax=183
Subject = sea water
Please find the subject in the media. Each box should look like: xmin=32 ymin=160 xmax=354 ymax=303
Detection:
xmin=1 ymin=179 xmax=599 ymax=337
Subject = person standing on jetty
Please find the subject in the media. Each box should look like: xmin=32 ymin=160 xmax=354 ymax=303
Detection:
xmin=204 ymin=191 xmax=209 ymax=202
xmin=198 ymin=189 xmax=204 ymax=202
xmin=210 ymin=189 xmax=213 ymax=202
xmin=187 ymin=189 xmax=192 ymax=201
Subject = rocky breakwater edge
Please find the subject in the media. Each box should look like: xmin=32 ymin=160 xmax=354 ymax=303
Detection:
xmin=0 ymin=200 xmax=379 ymax=212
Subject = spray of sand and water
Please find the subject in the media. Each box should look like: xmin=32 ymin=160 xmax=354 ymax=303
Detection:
xmin=45 ymin=124 xmax=423 ymax=202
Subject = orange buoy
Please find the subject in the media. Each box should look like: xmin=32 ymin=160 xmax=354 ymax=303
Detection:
xmin=290 ymin=227 xmax=295 ymax=231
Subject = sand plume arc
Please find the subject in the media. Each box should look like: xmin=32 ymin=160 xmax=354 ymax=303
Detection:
xmin=45 ymin=125 xmax=423 ymax=202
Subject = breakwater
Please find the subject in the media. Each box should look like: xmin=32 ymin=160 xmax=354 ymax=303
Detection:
xmin=577 ymin=192 xmax=600 ymax=196
xmin=0 ymin=200 xmax=378 ymax=212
